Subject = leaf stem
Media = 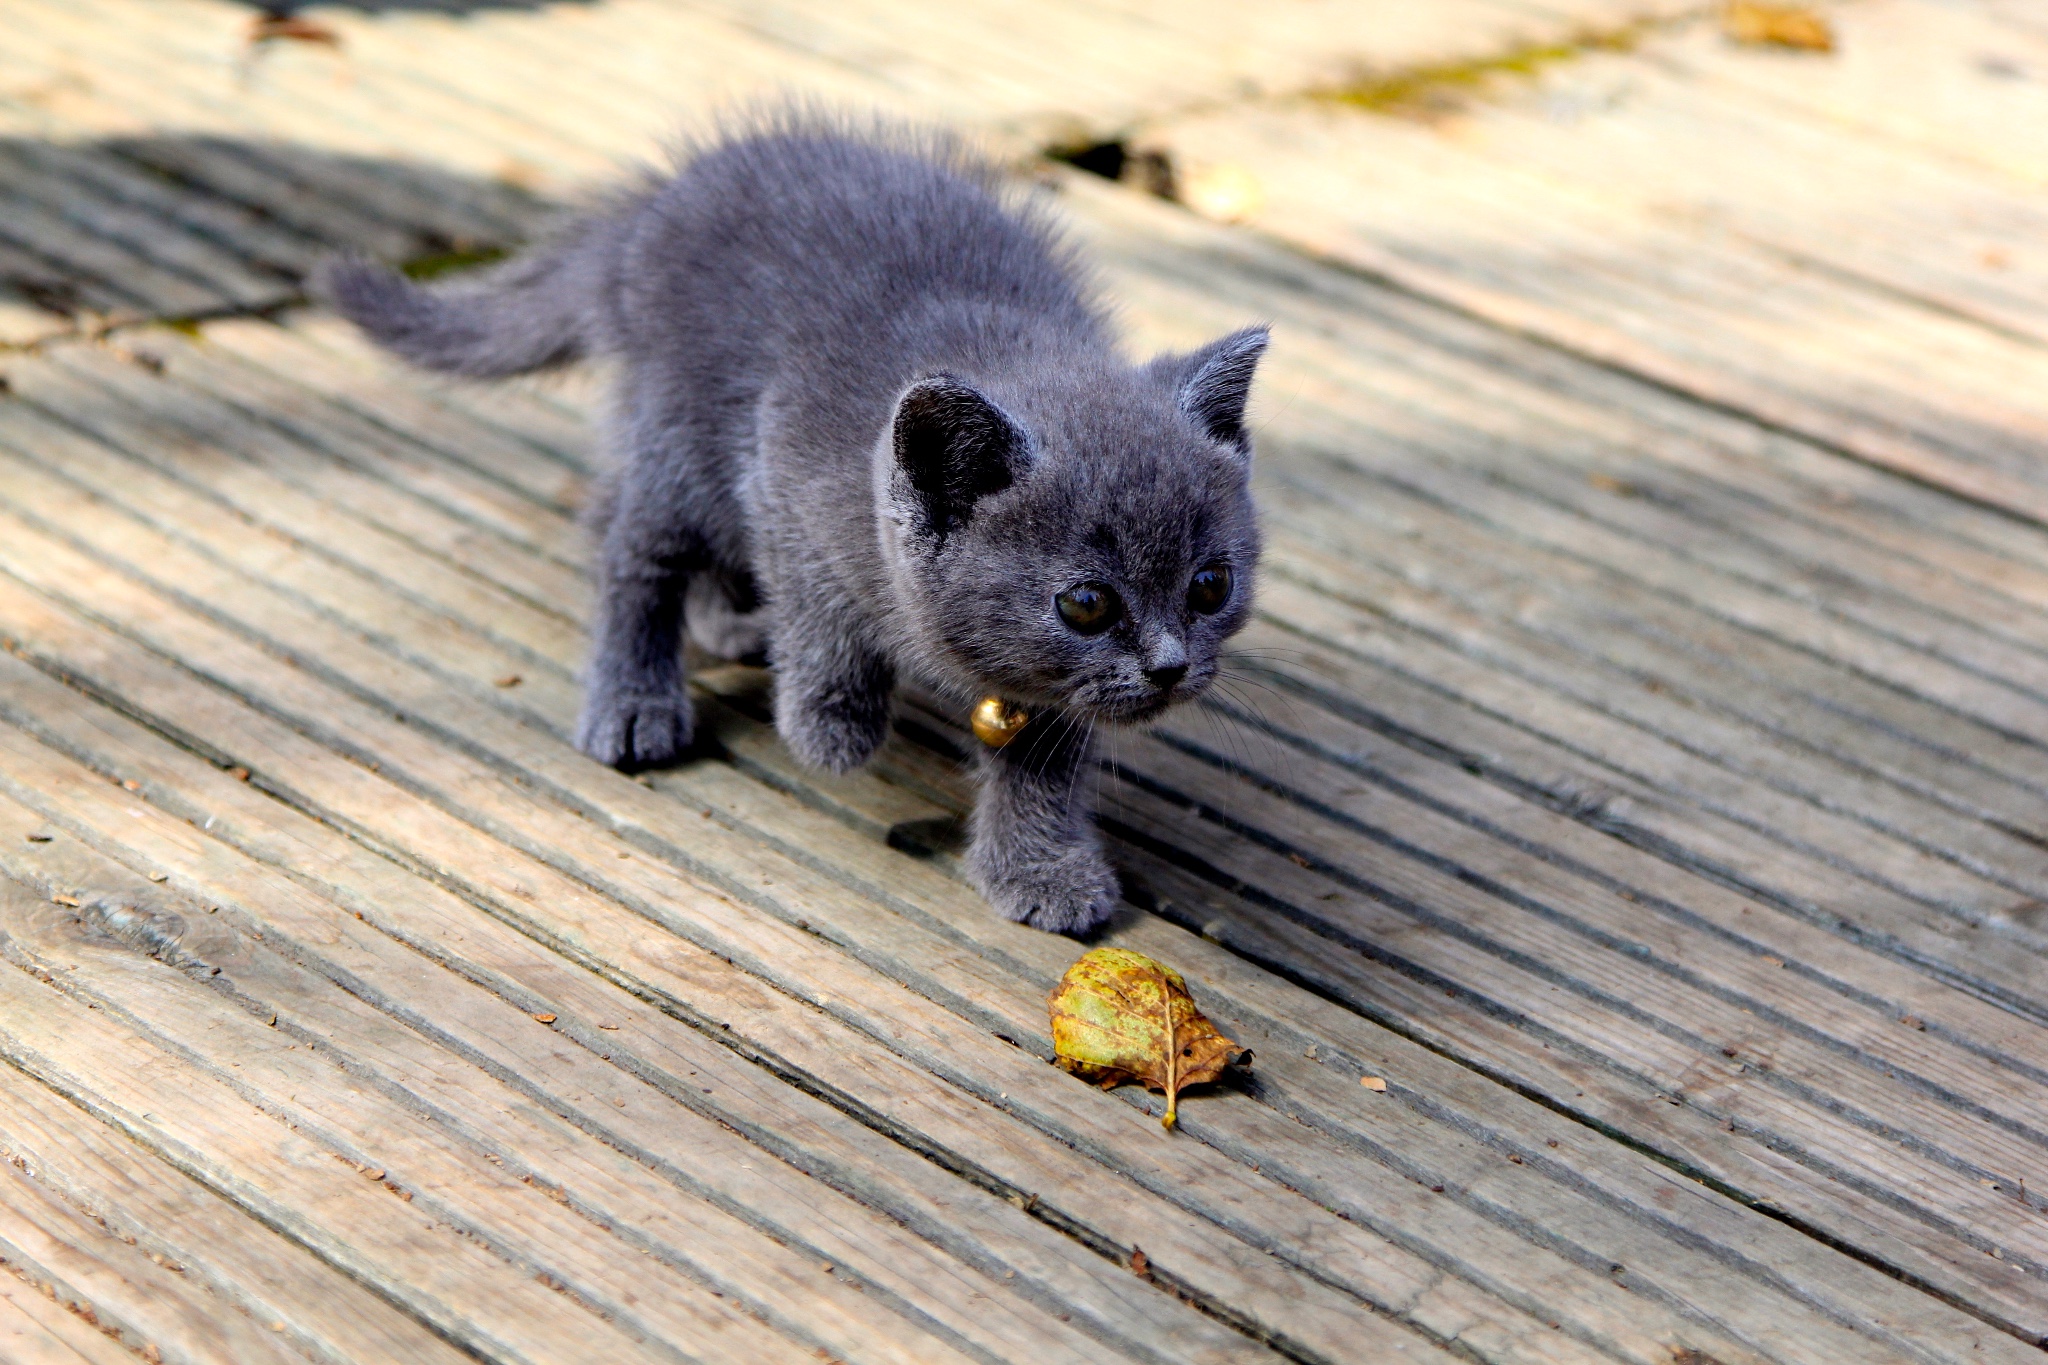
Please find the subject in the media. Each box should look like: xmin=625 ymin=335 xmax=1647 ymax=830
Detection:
xmin=1159 ymin=965 xmax=1179 ymax=1131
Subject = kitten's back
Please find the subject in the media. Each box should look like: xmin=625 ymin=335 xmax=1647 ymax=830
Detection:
xmin=317 ymin=115 xmax=1107 ymax=396
xmin=612 ymin=118 xmax=1107 ymax=369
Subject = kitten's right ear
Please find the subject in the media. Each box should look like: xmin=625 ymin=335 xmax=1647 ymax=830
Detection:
xmin=1149 ymin=325 xmax=1270 ymax=458
xmin=890 ymin=375 xmax=1028 ymax=541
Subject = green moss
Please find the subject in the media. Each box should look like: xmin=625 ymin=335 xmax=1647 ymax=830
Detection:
xmin=1324 ymin=21 xmax=1657 ymax=115
xmin=400 ymin=245 xmax=508 ymax=280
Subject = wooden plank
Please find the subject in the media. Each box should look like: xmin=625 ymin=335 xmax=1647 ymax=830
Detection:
xmin=0 ymin=799 xmax=1093 ymax=1365
xmin=43 ymin=339 xmax=587 ymax=591
xmin=0 ymin=943 xmax=779 ymax=1365
xmin=0 ymin=1137 xmax=307 ymax=1365
xmin=8 ymin=270 xmax=2039 ymax=1358
xmin=1258 ymin=472 xmax=2048 ymax=906
xmin=1100 ymin=735 xmax=2048 ymax=1240
xmin=13 ymin=352 xmax=585 ymax=667
xmin=0 ymin=1059 xmax=476 ymax=1364
xmin=0 ymin=141 xmax=323 ymax=281
xmin=0 ymin=146 xmax=286 ymax=311
xmin=204 ymin=318 xmax=591 ymax=514
xmin=6 ymin=0 xmax=1705 ymax=171
xmin=0 ymin=1268 xmax=134 ymax=1365
xmin=4 ymin=2 xmax=2047 ymax=1356
xmin=1032 ymin=184 xmax=2048 ymax=982
xmin=0 ymin=421 xmax=1810 ymax=1358
xmin=1247 ymin=571 xmax=2048 ymax=1003
xmin=284 ymin=312 xmax=602 ymax=474
xmin=0 ymin=654 xmax=1482 ymax=1365
xmin=24 ymin=189 xmax=2048 ymax=1358
xmin=798 ymin=688 xmax=2048 ymax=1344
xmin=732 ymin=692 xmax=2046 ymax=1363
xmin=0 ymin=444 xmax=1581 ymax=1358
xmin=0 ymin=501 xmax=1646 ymax=1365
xmin=0 ymin=405 xmax=1998 ymax=1365
xmin=1611 ymin=6 xmax=2048 ymax=328
xmin=1129 ymin=103 xmax=2048 ymax=523
xmin=0 ymin=188 xmax=186 ymax=319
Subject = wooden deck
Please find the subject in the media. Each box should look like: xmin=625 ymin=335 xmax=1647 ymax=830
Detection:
xmin=2 ymin=2 xmax=2047 ymax=1361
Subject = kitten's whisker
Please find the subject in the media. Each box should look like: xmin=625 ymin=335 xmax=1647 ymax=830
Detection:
xmin=1194 ymin=684 xmax=1264 ymax=780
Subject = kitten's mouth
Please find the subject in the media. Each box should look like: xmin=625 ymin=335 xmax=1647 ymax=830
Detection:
xmin=1081 ymin=677 xmax=1207 ymax=725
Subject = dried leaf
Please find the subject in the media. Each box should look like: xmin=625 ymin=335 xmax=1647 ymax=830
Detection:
xmin=1049 ymin=948 xmax=1248 ymax=1130
xmin=249 ymin=15 xmax=342 ymax=47
xmin=1722 ymin=2 xmax=1834 ymax=52
xmin=1360 ymin=1075 xmax=1388 ymax=1092
xmin=532 ymin=1012 xmax=557 ymax=1024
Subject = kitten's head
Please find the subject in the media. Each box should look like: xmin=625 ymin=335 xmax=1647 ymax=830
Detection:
xmin=878 ymin=326 xmax=1267 ymax=724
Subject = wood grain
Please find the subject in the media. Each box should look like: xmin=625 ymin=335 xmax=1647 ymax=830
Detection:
xmin=4 ymin=0 xmax=2048 ymax=1360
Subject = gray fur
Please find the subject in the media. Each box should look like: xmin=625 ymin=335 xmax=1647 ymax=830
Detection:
xmin=316 ymin=113 xmax=1267 ymax=935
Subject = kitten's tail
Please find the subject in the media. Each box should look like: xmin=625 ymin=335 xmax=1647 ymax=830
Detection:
xmin=312 ymin=228 xmax=597 ymax=379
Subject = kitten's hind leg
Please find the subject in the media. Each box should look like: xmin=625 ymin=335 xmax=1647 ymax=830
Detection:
xmin=771 ymin=597 xmax=895 ymax=774
xmin=685 ymin=569 xmax=769 ymax=663
xmin=967 ymin=715 xmax=1118 ymax=935
xmin=578 ymin=559 xmax=696 ymax=769
xmin=577 ymin=473 xmax=706 ymax=771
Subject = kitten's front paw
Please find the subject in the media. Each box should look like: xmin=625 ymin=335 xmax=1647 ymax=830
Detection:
xmin=577 ymin=690 xmax=694 ymax=771
xmin=778 ymin=687 xmax=891 ymax=775
xmin=970 ymin=848 xmax=1121 ymax=936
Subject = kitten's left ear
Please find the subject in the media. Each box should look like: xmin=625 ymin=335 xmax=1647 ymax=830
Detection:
xmin=889 ymin=374 xmax=1030 ymax=543
xmin=1150 ymin=325 xmax=1270 ymax=457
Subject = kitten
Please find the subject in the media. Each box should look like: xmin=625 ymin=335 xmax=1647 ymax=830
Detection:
xmin=318 ymin=114 xmax=1267 ymax=934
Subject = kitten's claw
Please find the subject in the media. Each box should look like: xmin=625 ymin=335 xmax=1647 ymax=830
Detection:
xmin=577 ymin=690 xmax=694 ymax=771
xmin=972 ymin=852 xmax=1121 ymax=936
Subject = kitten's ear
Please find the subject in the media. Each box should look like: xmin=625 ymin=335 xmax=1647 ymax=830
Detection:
xmin=890 ymin=375 xmax=1028 ymax=540
xmin=1151 ymin=325 xmax=1270 ymax=457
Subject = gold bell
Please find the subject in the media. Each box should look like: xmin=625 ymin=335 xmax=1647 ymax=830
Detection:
xmin=971 ymin=695 xmax=1031 ymax=749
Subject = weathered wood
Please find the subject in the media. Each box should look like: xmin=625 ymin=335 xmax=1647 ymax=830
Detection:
xmin=0 ymin=646 xmax=1476 ymax=1365
xmin=0 ymin=1057 xmax=477 ymax=1365
xmin=870 ymin=687 xmax=2048 ymax=1324
xmin=0 ymin=800 xmax=1083 ymax=1365
xmin=0 ymin=483 xmax=1691 ymax=1362
xmin=1132 ymin=37 xmax=2048 ymax=523
xmin=0 ymin=397 xmax=2015 ymax=1365
xmin=6 ymin=0 xmax=2048 ymax=1358
xmin=0 ymin=1266 xmax=137 ymax=1365
xmin=742 ymin=690 xmax=2048 ymax=1347
xmin=4 ymin=261 xmax=2031 ymax=1365
xmin=0 ymin=1134 xmax=310 ymax=1365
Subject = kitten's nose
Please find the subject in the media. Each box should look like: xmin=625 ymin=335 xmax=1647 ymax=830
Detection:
xmin=1146 ymin=663 xmax=1187 ymax=692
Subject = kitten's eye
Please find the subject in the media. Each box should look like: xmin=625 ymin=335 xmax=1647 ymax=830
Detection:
xmin=1055 ymin=582 xmax=1122 ymax=635
xmin=1187 ymin=563 xmax=1233 ymax=615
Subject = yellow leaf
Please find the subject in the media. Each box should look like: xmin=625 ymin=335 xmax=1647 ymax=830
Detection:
xmin=1048 ymin=948 xmax=1249 ymax=1130
xmin=1722 ymin=2 xmax=1834 ymax=52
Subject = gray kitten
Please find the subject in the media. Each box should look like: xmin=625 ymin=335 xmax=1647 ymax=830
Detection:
xmin=319 ymin=114 xmax=1267 ymax=934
